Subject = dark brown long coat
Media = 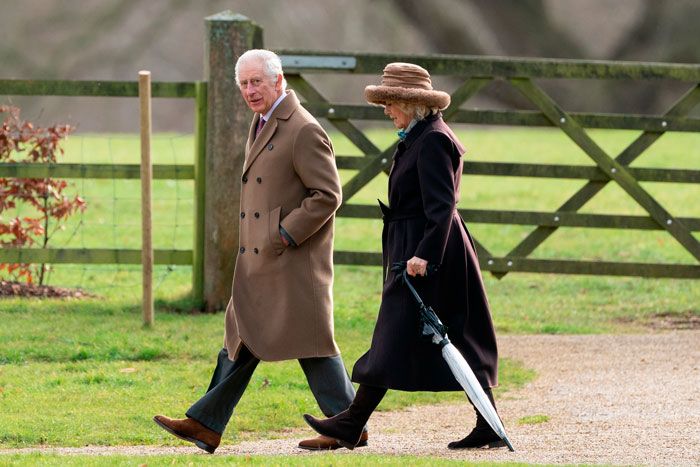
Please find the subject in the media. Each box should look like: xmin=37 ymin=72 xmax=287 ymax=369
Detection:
xmin=224 ymin=90 xmax=342 ymax=362
xmin=351 ymin=113 xmax=499 ymax=391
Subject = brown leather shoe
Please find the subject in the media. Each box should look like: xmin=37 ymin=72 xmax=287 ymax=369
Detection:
xmin=297 ymin=431 xmax=368 ymax=450
xmin=153 ymin=415 xmax=221 ymax=453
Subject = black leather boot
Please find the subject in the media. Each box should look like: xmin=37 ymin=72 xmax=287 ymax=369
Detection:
xmin=303 ymin=384 xmax=386 ymax=450
xmin=448 ymin=387 xmax=506 ymax=449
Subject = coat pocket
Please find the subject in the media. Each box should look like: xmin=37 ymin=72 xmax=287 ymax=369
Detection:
xmin=268 ymin=206 xmax=286 ymax=256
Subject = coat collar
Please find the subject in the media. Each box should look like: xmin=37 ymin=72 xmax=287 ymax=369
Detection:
xmin=244 ymin=90 xmax=300 ymax=174
xmin=398 ymin=112 xmax=441 ymax=150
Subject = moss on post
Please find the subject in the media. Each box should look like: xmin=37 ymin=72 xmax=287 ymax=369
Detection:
xmin=203 ymin=12 xmax=263 ymax=311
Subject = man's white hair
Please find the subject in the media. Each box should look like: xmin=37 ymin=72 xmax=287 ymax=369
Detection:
xmin=235 ymin=49 xmax=287 ymax=90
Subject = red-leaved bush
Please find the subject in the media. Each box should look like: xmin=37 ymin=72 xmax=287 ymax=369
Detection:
xmin=0 ymin=105 xmax=86 ymax=284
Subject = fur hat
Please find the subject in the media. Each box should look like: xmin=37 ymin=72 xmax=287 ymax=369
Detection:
xmin=364 ymin=62 xmax=450 ymax=110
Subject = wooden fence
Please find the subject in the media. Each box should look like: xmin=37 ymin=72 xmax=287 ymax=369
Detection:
xmin=277 ymin=51 xmax=700 ymax=279
xmin=0 ymin=79 xmax=208 ymax=301
xmin=1 ymin=14 xmax=700 ymax=312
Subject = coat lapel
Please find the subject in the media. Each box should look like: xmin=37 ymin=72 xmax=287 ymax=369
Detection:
xmin=243 ymin=90 xmax=299 ymax=175
xmin=244 ymin=116 xmax=257 ymax=156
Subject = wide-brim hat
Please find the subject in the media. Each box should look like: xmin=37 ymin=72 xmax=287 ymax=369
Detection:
xmin=364 ymin=62 xmax=450 ymax=110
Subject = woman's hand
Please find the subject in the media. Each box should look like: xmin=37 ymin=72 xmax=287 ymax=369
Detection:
xmin=406 ymin=256 xmax=428 ymax=277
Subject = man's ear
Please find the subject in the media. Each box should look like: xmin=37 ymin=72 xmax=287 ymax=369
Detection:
xmin=275 ymin=74 xmax=284 ymax=91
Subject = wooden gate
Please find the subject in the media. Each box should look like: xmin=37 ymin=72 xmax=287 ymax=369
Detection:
xmin=279 ymin=51 xmax=700 ymax=278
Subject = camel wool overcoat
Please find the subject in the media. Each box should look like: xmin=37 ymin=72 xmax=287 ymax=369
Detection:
xmin=224 ymin=90 xmax=342 ymax=362
xmin=352 ymin=113 xmax=499 ymax=391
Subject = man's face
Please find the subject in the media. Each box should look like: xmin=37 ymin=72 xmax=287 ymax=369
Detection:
xmin=237 ymin=58 xmax=283 ymax=114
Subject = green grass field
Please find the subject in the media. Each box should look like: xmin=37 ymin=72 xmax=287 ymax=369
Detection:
xmin=0 ymin=453 xmax=536 ymax=466
xmin=1 ymin=127 xmax=698 ymax=463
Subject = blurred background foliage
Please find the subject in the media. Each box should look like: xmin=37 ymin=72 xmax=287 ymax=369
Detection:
xmin=1 ymin=0 xmax=699 ymax=132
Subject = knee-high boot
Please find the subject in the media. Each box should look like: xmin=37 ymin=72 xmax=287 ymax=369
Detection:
xmin=448 ymin=387 xmax=506 ymax=449
xmin=303 ymin=384 xmax=387 ymax=450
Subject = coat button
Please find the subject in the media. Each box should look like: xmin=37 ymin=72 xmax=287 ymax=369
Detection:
xmin=242 ymin=176 xmax=248 ymax=183
xmin=267 ymin=144 xmax=274 ymax=151
xmin=256 ymin=177 xmax=262 ymax=183
xmin=239 ymin=247 xmax=245 ymax=254
xmin=253 ymin=248 xmax=259 ymax=254
xmin=254 ymin=212 xmax=260 ymax=218
xmin=240 ymin=212 xmax=245 ymax=219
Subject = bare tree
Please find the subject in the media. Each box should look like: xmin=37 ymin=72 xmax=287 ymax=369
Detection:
xmin=390 ymin=0 xmax=586 ymax=57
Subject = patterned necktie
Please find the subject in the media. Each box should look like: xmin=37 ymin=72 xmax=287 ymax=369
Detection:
xmin=255 ymin=117 xmax=266 ymax=139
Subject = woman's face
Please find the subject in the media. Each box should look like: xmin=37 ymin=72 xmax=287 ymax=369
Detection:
xmin=384 ymin=102 xmax=412 ymax=129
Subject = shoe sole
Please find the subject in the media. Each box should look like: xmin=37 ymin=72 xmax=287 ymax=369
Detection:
xmin=337 ymin=438 xmax=358 ymax=450
xmin=153 ymin=416 xmax=216 ymax=454
xmin=297 ymin=439 xmax=368 ymax=451
xmin=301 ymin=414 xmax=366 ymax=451
xmin=448 ymin=439 xmax=508 ymax=450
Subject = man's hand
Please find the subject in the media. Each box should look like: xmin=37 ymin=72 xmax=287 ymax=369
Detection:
xmin=406 ymin=256 xmax=428 ymax=277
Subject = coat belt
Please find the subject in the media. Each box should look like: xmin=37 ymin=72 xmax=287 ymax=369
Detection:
xmin=378 ymin=200 xmax=426 ymax=223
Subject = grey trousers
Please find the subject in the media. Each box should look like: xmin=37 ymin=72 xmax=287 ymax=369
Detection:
xmin=186 ymin=346 xmax=356 ymax=434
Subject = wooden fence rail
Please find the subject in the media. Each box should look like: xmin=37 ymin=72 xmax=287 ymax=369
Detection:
xmin=2 ymin=43 xmax=699 ymax=310
xmin=0 ymin=79 xmax=207 ymax=302
xmin=276 ymin=50 xmax=700 ymax=279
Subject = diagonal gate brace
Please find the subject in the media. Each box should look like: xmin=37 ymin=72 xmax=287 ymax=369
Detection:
xmin=492 ymin=82 xmax=700 ymax=278
xmin=506 ymin=78 xmax=700 ymax=265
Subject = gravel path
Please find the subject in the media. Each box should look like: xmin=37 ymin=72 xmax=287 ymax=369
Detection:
xmin=3 ymin=331 xmax=699 ymax=465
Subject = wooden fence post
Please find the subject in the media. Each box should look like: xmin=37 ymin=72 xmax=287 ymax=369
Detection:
xmin=192 ymin=80 xmax=207 ymax=307
xmin=203 ymin=12 xmax=263 ymax=311
xmin=138 ymin=70 xmax=154 ymax=326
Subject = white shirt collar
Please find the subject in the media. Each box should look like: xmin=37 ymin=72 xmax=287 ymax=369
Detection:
xmin=261 ymin=91 xmax=287 ymax=122
xmin=405 ymin=118 xmax=419 ymax=133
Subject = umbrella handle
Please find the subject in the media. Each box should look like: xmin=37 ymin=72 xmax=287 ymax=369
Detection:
xmin=391 ymin=261 xmax=437 ymax=307
xmin=401 ymin=269 xmax=426 ymax=307
xmin=399 ymin=267 xmax=450 ymax=342
xmin=391 ymin=261 xmax=439 ymax=277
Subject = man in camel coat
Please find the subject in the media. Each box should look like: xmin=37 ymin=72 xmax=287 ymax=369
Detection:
xmin=154 ymin=49 xmax=366 ymax=453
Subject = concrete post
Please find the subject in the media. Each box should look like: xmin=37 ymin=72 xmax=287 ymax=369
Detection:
xmin=203 ymin=12 xmax=262 ymax=311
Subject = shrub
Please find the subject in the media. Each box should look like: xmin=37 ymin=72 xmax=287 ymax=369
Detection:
xmin=0 ymin=105 xmax=85 ymax=284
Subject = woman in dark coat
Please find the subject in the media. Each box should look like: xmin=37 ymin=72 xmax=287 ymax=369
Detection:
xmin=304 ymin=62 xmax=505 ymax=450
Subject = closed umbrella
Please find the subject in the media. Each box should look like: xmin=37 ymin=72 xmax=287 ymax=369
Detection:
xmin=394 ymin=262 xmax=515 ymax=452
